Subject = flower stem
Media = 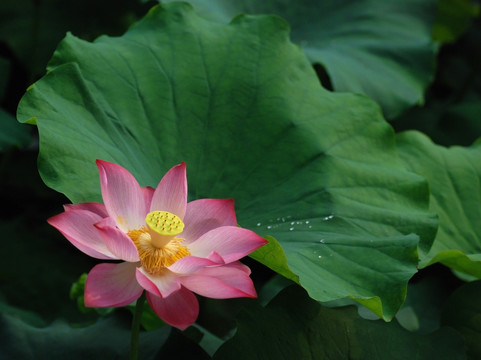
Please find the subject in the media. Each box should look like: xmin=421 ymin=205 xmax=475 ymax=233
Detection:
xmin=130 ymin=292 xmax=146 ymax=360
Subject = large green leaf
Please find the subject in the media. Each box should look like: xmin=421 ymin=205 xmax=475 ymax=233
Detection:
xmin=213 ymin=285 xmax=466 ymax=360
xmin=397 ymin=131 xmax=481 ymax=277
xmin=161 ymin=0 xmax=438 ymax=118
xmin=17 ymin=2 xmax=437 ymax=320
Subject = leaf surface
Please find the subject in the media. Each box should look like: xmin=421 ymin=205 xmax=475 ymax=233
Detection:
xmin=397 ymin=131 xmax=481 ymax=277
xmin=162 ymin=0 xmax=438 ymax=118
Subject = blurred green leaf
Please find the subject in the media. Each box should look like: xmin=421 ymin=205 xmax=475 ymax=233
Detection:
xmin=397 ymin=130 xmax=481 ymax=277
xmin=257 ymin=274 xmax=295 ymax=306
xmin=213 ymin=285 xmax=467 ymax=360
xmin=193 ymin=325 xmax=225 ymax=357
xmin=396 ymin=267 xmax=458 ymax=334
xmin=161 ymin=0 xmax=439 ymax=118
xmin=126 ymin=301 xmax=167 ymax=332
xmin=391 ymin=54 xmax=481 ymax=146
xmin=0 ymin=219 xmax=96 ymax=323
xmin=18 ymin=2 xmax=437 ymax=320
xmin=140 ymin=306 xmax=166 ymax=332
xmin=0 ymin=312 xmax=169 ymax=360
xmin=0 ymin=0 xmax=151 ymax=78
xmin=433 ymin=0 xmax=480 ymax=43
xmin=69 ymin=273 xmax=90 ymax=314
xmin=0 ymin=299 xmax=46 ymax=328
xmin=445 ymin=102 xmax=481 ymax=138
xmin=0 ymin=108 xmax=31 ymax=151
xmin=442 ymin=280 xmax=481 ymax=359
xmin=0 ymin=55 xmax=10 ymax=99
xmin=154 ymin=327 xmax=210 ymax=360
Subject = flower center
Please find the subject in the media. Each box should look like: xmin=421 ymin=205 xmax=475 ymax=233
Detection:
xmin=145 ymin=210 xmax=185 ymax=248
xmin=127 ymin=211 xmax=189 ymax=275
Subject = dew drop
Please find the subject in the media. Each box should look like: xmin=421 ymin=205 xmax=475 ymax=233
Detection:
xmin=290 ymin=221 xmax=295 ymax=225
xmin=256 ymin=222 xmax=262 ymax=227
xmin=289 ymin=227 xmax=294 ymax=231
xmin=318 ymin=255 xmax=322 ymax=259
xmin=319 ymin=239 xmax=325 ymax=243
xmin=267 ymin=225 xmax=272 ymax=229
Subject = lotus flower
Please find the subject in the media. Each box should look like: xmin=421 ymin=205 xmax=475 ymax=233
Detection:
xmin=48 ymin=160 xmax=267 ymax=329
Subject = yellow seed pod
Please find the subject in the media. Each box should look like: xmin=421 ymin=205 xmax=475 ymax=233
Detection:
xmin=145 ymin=210 xmax=184 ymax=236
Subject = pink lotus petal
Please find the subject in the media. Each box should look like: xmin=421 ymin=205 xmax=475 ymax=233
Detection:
xmin=85 ymin=262 xmax=143 ymax=307
xmin=64 ymin=202 xmax=108 ymax=218
xmin=187 ymin=226 xmax=267 ymax=263
xmin=226 ymin=261 xmax=252 ymax=275
xmin=97 ymin=160 xmax=147 ymax=232
xmin=207 ymin=251 xmax=224 ymax=264
xmin=168 ymin=255 xmax=223 ymax=274
xmin=142 ymin=186 xmax=155 ymax=210
xmin=180 ymin=262 xmax=257 ymax=299
xmin=182 ymin=199 xmax=237 ymax=243
xmin=95 ymin=218 xmax=140 ymax=262
xmin=48 ymin=210 xmax=116 ymax=260
xmin=150 ymin=162 xmax=187 ymax=220
xmin=136 ymin=267 xmax=181 ymax=298
xmin=147 ymin=287 xmax=198 ymax=330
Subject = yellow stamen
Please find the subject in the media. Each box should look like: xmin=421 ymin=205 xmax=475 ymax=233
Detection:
xmin=145 ymin=210 xmax=185 ymax=248
xmin=134 ymin=233 xmax=190 ymax=274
